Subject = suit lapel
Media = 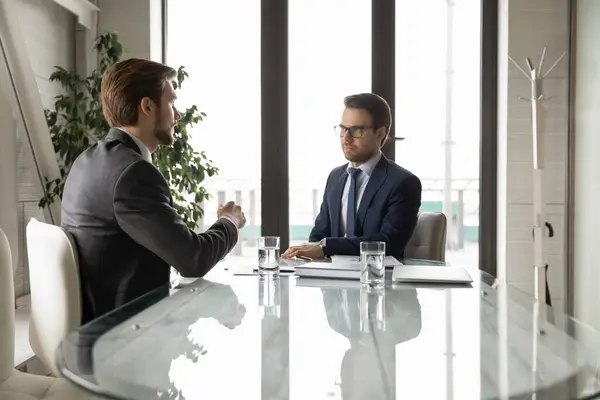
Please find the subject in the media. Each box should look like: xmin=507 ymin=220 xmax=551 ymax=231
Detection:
xmin=330 ymin=169 xmax=348 ymax=237
xmin=106 ymin=128 xmax=142 ymax=156
xmin=356 ymin=157 xmax=388 ymax=232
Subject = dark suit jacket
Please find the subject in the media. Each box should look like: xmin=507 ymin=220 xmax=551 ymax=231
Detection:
xmin=61 ymin=128 xmax=238 ymax=323
xmin=309 ymin=155 xmax=421 ymax=259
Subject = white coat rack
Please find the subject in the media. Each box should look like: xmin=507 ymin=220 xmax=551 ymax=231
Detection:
xmin=508 ymin=47 xmax=566 ymax=307
xmin=509 ymin=47 xmax=566 ymax=400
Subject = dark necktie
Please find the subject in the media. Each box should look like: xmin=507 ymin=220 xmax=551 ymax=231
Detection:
xmin=346 ymin=168 xmax=361 ymax=237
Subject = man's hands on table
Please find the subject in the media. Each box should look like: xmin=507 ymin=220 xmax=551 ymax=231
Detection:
xmin=282 ymin=242 xmax=324 ymax=259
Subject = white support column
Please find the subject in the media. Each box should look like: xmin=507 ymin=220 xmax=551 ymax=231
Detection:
xmin=573 ymin=0 xmax=600 ymax=331
xmin=51 ymin=0 xmax=100 ymax=31
xmin=0 ymin=92 xmax=19 ymax=273
xmin=97 ymin=0 xmax=163 ymax=62
xmin=75 ymin=13 xmax=98 ymax=77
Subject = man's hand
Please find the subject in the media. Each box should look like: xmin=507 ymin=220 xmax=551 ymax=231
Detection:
xmin=282 ymin=243 xmax=324 ymax=259
xmin=218 ymin=201 xmax=246 ymax=229
xmin=219 ymin=303 xmax=247 ymax=330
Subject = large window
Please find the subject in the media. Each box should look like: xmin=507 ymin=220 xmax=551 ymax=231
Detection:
xmin=167 ymin=0 xmax=488 ymax=269
xmin=167 ymin=1 xmax=261 ymax=262
xmin=288 ymin=0 xmax=371 ymax=246
xmin=396 ymin=0 xmax=482 ymax=268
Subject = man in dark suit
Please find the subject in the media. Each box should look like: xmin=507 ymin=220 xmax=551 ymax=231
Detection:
xmin=61 ymin=58 xmax=245 ymax=323
xmin=282 ymin=93 xmax=421 ymax=260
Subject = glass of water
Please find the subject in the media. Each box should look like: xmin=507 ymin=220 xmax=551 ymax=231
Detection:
xmin=360 ymin=241 xmax=386 ymax=286
xmin=257 ymin=236 xmax=280 ymax=276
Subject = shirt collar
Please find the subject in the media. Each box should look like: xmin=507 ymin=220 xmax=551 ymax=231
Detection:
xmin=346 ymin=151 xmax=382 ymax=177
xmin=117 ymin=128 xmax=152 ymax=163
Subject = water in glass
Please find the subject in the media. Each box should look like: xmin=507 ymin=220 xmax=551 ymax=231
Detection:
xmin=257 ymin=236 xmax=280 ymax=276
xmin=360 ymin=241 xmax=386 ymax=286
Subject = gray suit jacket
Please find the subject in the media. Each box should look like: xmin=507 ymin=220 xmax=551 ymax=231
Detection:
xmin=62 ymin=128 xmax=238 ymax=323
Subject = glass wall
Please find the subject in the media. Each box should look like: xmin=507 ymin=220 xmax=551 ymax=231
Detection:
xmin=167 ymin=0 xmax=261 ymax=261
xmin=396 ymin=0 xmax=481 ymax=268
xmin=167 ymin=0 xmax=486 ymax=267
xmin=288 ymin=0 xmax=371 ymax=246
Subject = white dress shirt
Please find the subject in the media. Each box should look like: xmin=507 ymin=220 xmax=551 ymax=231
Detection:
xmin=340 ymin=151 xmax=382 ymax=237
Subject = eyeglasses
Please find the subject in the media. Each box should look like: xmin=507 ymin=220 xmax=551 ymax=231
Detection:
xmin=334 ymin=125 xmax=373 ymax=139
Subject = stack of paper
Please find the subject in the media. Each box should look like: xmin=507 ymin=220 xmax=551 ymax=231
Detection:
xmin=294 ymin=262 xmax=361 ymax=280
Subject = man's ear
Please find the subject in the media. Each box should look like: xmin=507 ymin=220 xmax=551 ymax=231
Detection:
xmin=139 ymin=97 xmax=155 ymax=117
xmin=376 ymin=127 xmax=388 ymax=148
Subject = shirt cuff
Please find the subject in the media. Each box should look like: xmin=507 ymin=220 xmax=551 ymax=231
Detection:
xmin=218 ymin=216 xmax=239 ymax=230
xmin=319 ymin=238 xmax=333 ymax=257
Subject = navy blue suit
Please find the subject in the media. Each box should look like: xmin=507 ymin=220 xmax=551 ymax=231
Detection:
xmin=309 ymin=156 xmax=421 ymax=260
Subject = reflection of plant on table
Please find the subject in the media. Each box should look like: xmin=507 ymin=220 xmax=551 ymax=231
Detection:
xmin=40 ymin=32 xmax=217 ymax=229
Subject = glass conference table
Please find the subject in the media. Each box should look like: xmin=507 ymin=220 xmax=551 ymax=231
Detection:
xmin=57 ymin=259 xmax=600 ymax=399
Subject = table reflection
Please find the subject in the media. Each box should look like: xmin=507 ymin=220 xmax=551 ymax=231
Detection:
xmin=158 ymin=281 xmax=247 ymax=399
xmin=91 ymin=280 xmax=247 ymax=399
xmin=321 ymin=284 xmax=422 ymax=399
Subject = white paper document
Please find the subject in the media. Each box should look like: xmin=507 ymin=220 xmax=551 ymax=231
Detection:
xmin=391 ymin=265 xmax=473 ymax=284
xmin=330 ymin=255 xmax=402 ymax=267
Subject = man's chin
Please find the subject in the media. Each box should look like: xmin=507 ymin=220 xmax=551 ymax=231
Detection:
xmin=156 ymin=131 xmax=175 ymax=146
xmin=344 ymin=152 xmax=360 ymax=162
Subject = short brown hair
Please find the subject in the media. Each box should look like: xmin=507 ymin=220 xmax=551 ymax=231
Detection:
xmin=344 ymin=93 xmax=392 ymax=146
xmin=101 ymin=58 xmax=177 ymax=127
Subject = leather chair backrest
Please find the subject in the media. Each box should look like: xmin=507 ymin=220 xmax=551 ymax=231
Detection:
xmin=404 ymin=212 xmax=447 ymax=262
xmin=26 ymin=218 xmax=82 ymax=376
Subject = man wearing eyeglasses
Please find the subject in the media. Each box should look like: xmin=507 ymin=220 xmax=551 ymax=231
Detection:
xmin=282 ymin=93 xmax=421 ymax=260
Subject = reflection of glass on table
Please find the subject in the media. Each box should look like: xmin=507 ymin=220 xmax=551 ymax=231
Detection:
xmin=360 ymin=285 xmax=386 ymax=333
xmin=259 ymin=275 xmax=281 ymax=317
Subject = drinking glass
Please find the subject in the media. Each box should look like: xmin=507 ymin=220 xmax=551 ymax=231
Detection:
xmin=257 ymin=236 xmax=280 ymax=276
xmin=360 ymin=241 xmax=386 ymax=286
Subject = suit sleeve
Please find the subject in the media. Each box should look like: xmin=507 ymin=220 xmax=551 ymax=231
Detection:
xmin=308 ymin=172 xmax=333 ymax=242
xmin=324 ymin=174 xmax=422 ymax=256
xmin=113 ymin=160 xmax=238 ymax=278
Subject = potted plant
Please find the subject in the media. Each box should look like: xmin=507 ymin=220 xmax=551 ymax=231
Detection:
xmin=39 ymin=32 xmax=217 ymax=229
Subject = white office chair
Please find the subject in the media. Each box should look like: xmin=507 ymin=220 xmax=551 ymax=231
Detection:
xmin=0 ymin=227 xmax=98 ymax=399
xmin=26 ymin=218 xmax=82 ymax=377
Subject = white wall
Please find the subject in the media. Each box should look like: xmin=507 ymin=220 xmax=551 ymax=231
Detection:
xmin=12 ymin=0 xmax=76 ymax=297
xmin=497 ymin=0 xmax=570 ymax=311
xmin=573 ymin=0 xmax=600 ymax=329
xmin=97 ymin=0 xmax=162 ymax=61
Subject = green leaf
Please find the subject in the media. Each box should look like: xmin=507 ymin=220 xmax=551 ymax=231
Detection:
xmin=42 ymin=32 xmax=216 ymax=228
